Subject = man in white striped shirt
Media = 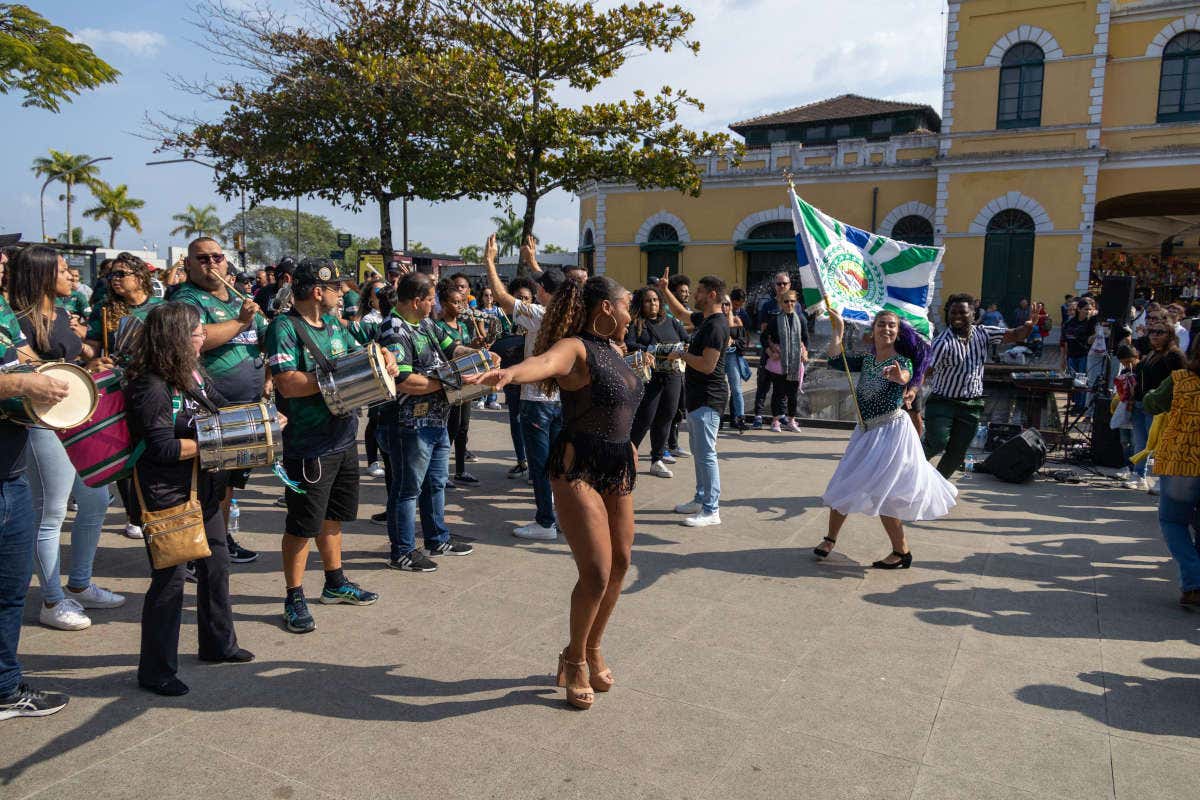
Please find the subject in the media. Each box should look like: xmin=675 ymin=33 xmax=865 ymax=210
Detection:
xmin=923 ymin=293 xmax=1033 ymax=478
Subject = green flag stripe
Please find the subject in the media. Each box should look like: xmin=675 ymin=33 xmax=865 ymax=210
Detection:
xmin=868 ymin=238 xmax=885 ymax=256
xmin=878 ymin=247 xmax=936 ymax=276
xmin=883 ymin=303 xmax=932 ymax=335
xmin=801 ymin=287 xmax=824 ymax=307
xmin=797 ymin=200 xmax=831 ymax=249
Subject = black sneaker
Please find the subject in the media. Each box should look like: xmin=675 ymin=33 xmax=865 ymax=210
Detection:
xmin=184 ymin=562 xmax=197 ymax=584
xmin=465 ymin=450 xmax=479 ymax=463
xmin=283 ymin=594 xmax=315 ymax=634
xmin=428 ymin=540 xmax=474 ymax=557
xmin=453 ymin=472 xmax=480 ymax=485
xmin=0 ymin=683 xmax=69 ymax=720
xmin=388 ymin=550 xmax=438 ymax=572
xmin=227 ymin=538 xmax=259 ymax=564
xmin=370 ymin=511 xmax=388 ymax=523
xmin=507 ymin=462 xmax=528 ymax=479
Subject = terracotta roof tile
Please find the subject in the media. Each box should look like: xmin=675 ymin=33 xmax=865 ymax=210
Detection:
xmin=730 ymin=94 xmax=939 ymax=132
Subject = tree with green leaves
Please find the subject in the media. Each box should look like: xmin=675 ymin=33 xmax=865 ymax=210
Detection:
xmin=31 ymin=150 xmax=105 ymax=245
xmin=83 ymin=183 xmax=145 ymax=248
xmin=442 ymin=0 xmax=736 ymax=264
xmin=407 ymin=241 xmax=432 ymax=254
xmin=0 ymin=4 xmax=119 ymax=112
xmin=56 ymin=227 xmax=102 ymax=247
xmin=490 ymin=212 xmax=523 ymax=257
xmin=457 ymin=244 xmax=481 ymax=263
xmin=222 ymin=205 xmax=339 ymax=263
xmin=171 ymin=203 xmax=222 ymax=239
xmin=543 ymin=243 xmax=566 ymax=254
xmin=159 ymin=0 xmax=483 ymax=257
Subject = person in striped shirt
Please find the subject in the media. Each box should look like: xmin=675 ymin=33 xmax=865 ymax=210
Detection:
xmin=922 ymin=293 xmax=1033 ymax=478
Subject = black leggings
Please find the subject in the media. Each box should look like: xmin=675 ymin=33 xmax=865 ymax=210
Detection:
xmin=631 ymin=372 xmax=682 ymax=462
xmin=447 ymin=401 xmax=472 ymax=476
xmin=364 ymin=413 xmax=379 ymax=464
xmin=769 ymin=372 xmax=799 ymax=418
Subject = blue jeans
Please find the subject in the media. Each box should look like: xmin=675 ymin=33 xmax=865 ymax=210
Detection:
xmin=505 ymin=385 xmax=525 ymax=463
xmin=520 ymin=401 xmax=562 ymax=528
xmin=1158 ymin=475 xmax=1200 ymax=591
xmin=1131 ymin=403 xmax=1154 ymax=478
xmin=687 ymin=406 xmax=721 ymax=514
xmin=1067 ymin=355 xmax=1088 ymax=410
xmin=27 ymin=426 xmax=110 ymax=604
xmin=725 ymin=350 xmax=745 ymax=420
xmin=380 ymin=422 xmax=451 ymax=558
xmin=0 ymin=476 xmax=36 ymax=696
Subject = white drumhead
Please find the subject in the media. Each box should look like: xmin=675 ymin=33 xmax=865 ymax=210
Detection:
xmin=34 ymin=363 xmax=98 ymax=429
xmin=368 ymin=342 xmax=396 ymax=396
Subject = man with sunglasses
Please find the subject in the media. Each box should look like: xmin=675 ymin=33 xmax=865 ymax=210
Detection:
xmin=173 ymin=238 xmax=266 ymax=564
xmin=751 ymin=271 xmax=796 ymax=429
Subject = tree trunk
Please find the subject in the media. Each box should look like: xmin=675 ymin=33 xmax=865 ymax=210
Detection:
xmin=65 ymin=178 xmax=73 ymax=244
xmin=109 ymin=223 xmax=117 ymax=249
xmin=377 ymin=194 xmax=393 ymax=262
xmin=518 ymin=194 xmax=538 ymax=277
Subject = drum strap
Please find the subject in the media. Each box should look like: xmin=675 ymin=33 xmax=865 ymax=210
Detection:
xmin=288 ymin=313 xmax=338 ymax=375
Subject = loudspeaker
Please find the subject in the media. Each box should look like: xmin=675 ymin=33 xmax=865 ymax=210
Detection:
xmin=979 ymin=430 xmax=1047 ymax=483
xmin=1099 ymin=276 xmax=1136 ymax=326
xmin=1090 ymin=400 xmax=1128 ymax=467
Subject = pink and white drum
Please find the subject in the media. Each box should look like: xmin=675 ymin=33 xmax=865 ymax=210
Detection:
xmin=0 ymin=362 xmax=98 ymax=430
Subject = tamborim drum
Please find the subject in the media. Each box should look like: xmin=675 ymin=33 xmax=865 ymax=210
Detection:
xmin=317 ymin=341 xmax=396 ymax=416
xmin=435 ymin=351 xmax=497 ymax=405
xmin=0 ymin=362 xmax=98 ymax=430
xmin=196 ymin=402 xmax=281 ymax=472
xmin=623 ymin=351 xmax=651 ymax=381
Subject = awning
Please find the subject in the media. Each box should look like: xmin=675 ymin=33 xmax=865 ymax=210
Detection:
xmin=639 ymin=242 xmax=684 ymax=253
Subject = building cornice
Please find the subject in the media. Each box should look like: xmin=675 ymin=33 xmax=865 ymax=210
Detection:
xmin=1111 ymin=0 xmax=1200 ymax=23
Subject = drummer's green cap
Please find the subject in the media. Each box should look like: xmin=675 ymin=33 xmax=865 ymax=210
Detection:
xmin=293 ymin=258 xmax=342 ymax=290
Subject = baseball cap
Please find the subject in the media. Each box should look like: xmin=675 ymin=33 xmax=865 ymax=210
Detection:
xmin=535 ymin=267 xmax=566 ymax=295
xmin=293 ymin=258 xmax=341 ymax=289
xmin=275 ymin=257 xmax=297 ymax=277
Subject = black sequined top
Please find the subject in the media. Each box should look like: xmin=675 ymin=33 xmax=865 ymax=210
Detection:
xmin=548 ymin=333 xmax=646 ymax=495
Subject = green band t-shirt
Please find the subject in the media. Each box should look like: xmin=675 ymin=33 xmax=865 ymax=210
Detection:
xmin=173 ymin=281 xmax=269 ymax=404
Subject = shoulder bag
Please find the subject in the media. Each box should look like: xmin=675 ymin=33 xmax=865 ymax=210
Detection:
xmin=136 ymin=459 xmax=210 ymax=570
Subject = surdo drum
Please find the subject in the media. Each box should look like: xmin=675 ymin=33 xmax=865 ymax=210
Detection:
xmin=196 ymin=401 xmax=281 ymax=471
xmin=435 ymin=351 xmax=497 ymax=405
xmin=0 ymin=362 xmax=98 ymax=430
xmin=316 ymin=341 xmax=396 ymax=416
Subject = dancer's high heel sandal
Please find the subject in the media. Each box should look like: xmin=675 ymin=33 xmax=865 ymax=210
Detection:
xmin=813 ymin=536 xmax=837 ymax=559
xmin=586 ymin=646 xmax=614 ymax=692
xmin=556 ymin=650 xmax=595 ymax=710
xmin=871 ymin=550 xmax=913 ymax=569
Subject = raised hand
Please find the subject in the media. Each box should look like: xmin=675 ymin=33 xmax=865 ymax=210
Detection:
xmin=882 ymin=362 xmax=905 ymax=383
xmin=485 ymin=233 xmax=498 ymax=265
xmin=238 ymin=298 xmax=261 ymax=324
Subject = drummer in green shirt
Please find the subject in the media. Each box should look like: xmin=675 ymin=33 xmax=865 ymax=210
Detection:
xmin=83 ymin=253 xmax=161 ymax=358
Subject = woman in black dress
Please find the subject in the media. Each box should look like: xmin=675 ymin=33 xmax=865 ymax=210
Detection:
xmin=474 ymin=276 xmax=643 ymax=710
xmin=626 ymin=286 xmax=686 ymax=478
xmin=125 ymin=302 xmax=253 ymax=696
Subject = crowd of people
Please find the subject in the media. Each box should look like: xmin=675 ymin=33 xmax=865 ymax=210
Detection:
xmin=0 ymin=233 xmax=1197 ymax=720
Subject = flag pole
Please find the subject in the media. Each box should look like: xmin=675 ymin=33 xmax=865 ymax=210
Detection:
xmin=786 ymin=175 xmax=864 ymax=429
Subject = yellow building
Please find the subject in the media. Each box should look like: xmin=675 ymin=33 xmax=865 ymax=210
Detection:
xmin=578 ymin=0 xmax=1200 ymax=315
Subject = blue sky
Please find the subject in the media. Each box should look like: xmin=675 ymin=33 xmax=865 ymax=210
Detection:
xmin=2 ymin=1 xmax=945 ymax=260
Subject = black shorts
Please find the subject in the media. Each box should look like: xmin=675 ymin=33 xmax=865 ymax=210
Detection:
xmin=227 ymin=468 xmax=253 ymax=490
xmin=282 ymin=446 xmax=359 ymax=538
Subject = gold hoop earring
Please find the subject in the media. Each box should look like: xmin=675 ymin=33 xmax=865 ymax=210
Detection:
xmin=592 ymin=312 xmax=618 ymax=339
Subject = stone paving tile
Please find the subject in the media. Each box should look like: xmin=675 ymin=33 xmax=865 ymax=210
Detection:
xmin=909 ymin=765 xmax=1065 ymax=800
xmin=1110 ymin=735 xmax=1200 ymax=800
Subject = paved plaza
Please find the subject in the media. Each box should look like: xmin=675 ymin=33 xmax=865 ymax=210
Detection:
xmin=2 ymin=410 xmax=1198 ymax=800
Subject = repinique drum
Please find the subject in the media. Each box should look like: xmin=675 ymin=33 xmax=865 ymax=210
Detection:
xmin=436 ymin=351 xmax=497 ymax=405
xmin=624 ymin=351 xmax=651 ymax=381
xmin=0 ymin=362 xmax=98 ymax=430
xmin=196 ymin=401 xmax=281 ymax=471
xmin=317 ymin=341 xmax=396 ymax=416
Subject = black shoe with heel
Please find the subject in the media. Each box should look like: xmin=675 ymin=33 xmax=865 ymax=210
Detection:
xmin=871 ymin=551 xmax=913 ymax=570
xmin=813 ymin=537 xmax=837 ymax=559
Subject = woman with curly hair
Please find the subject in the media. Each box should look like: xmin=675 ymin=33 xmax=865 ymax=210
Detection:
xmin=125 ymin=302 xmax=253 ymax=695
xmin=473 ymin=275 xmax=643 ymax=710
xmin=83 ymin=251 xmax=161 ymax=359
xmin=625 ymin=285 xmax=686 ymax=478
xmin=814 ymin=308 xmax=957 ymax=569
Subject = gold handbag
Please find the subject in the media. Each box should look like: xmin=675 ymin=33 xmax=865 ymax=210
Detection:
xmin=135 ymin=460 xmax=211 ymax=570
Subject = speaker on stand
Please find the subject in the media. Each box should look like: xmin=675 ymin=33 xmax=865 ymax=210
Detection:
xmin=1090 ymin=275 xmax=1136 ymax=467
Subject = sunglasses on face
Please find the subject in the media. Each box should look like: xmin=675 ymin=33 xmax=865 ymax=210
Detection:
xmin=775 ymin=281 xmax=790 ymax=286
xmin=1148 ymin=330 xmax=1169 ymax=335
xmin=193 ymin=253 xmax=226 ymax=265
xmin=109 ymin=270 xmax=133 ymax=280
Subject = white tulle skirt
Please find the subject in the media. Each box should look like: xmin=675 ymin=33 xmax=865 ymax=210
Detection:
xmin=821 ymin=410 xmax=958 ymax=521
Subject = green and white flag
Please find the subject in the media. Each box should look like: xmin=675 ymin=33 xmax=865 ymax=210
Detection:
xmin=790 ymin=188 xmax=943 ymax=339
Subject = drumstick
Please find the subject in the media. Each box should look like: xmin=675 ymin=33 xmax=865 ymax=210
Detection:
xmin=101 ymin=306 xmax=109 ymax=358
xmin=213 ymin=269 xmax=267 ymax=323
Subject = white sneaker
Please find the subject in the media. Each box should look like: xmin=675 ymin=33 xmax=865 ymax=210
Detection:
xmin=683 ymin=511 xmax=721 ymax=527
xmin=68 ymin=583 xmax=126 ymax=609
xmin=1114 ymin=468 xmax=1132 ymax=480
xmin=513 ymin=522 xmax=558 ymax=541
xmin=674 ymin=501 xmax=701 ymax=515
xmin=39 ymin=599 xmax=91 ymax=630
xmin=123 ymin=523 xmax=143 ymax=539
xmin=674 ymin=448 xmax=691 ymax=458
xmin=485 ymin=401 xmax=503 ymax=411
xmin=661 ymin=452 xmax=677 ymax=464
xmin=649 ymin=460 xmax=673 ymax=478
xmin=367 ymin=461 xmax=386 ymax=478
xmin=1122 ymin=477 xmax=1142 ymax=490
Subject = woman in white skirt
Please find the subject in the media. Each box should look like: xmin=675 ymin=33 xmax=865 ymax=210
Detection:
xmin=814 ymin=308 xmax=957 ymax=568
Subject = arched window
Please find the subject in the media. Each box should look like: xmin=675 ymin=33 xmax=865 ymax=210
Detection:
xmin=580 ymin=228 xmax=595 ymax=274
xmin=748 ymin=220 xmax=794 ymax=239
xmin=997 ymin=42 xmax=1044 ymax=129
xmin=1158 ymin=31 xmax=1200 ymax=122
xmin=644 ymin=223 xmax=680 ymax=281
xmin=890 ymin=215 xmax=934 ymax=246
xmin=745 ymin=221 xmax=799 ymax=294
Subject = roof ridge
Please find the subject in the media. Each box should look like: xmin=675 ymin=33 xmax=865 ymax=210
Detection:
xmin=730 ymin=93 xmax=937 ymax=131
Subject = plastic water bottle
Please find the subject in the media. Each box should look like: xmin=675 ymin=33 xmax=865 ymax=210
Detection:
xmin=1145 ymin=456 xmax=1158 ymax=494
xmin=971 ymin=424 xmax=988 ymax=449
xmin=964 ymin=452 xmax=975 ymax=472
xmin=228 ymin=499 xmax=240 ymax=535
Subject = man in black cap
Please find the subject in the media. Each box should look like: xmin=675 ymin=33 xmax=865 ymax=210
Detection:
xmin=254 ymin=257 xmax=295 ymax=319
xmin=264 ymin=257 xmax=396 ymax=633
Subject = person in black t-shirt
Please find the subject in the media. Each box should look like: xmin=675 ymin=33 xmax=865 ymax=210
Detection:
xmin=125 ymin=302 xmax=253 ymax=696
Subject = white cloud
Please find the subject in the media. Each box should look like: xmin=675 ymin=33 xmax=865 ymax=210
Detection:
xmin=76 ymin=29 xmax=168 ymax=58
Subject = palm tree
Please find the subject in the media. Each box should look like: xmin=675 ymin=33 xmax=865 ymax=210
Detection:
xmin=458 ymin=244 xmax=481 ymax=263
xmin=490 ymin=212 xmax=524 ymax=257
xmin=83 ymin=183 xmax=145 ymax=248
xmin=543 ymin=243 xmax=566 ymax=253
xmin=170 ymin=203 xmax=222 ymax=239
xmin=407 ymin=241 xmax=432 ymax=254
xmin=57 ymin=228 xmax=102 ymax=246
xmin=31 ymin=150 xmax=104 ymax=244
